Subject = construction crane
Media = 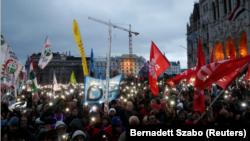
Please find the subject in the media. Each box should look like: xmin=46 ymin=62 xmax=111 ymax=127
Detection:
xmin=88 ymin=16 xmax=139 ymax=76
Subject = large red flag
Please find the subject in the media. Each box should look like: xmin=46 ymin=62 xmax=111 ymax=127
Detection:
xmin=192 ymin=55 xmax=250 ymax=90
xmin=149 ymin=41 xmax=170 ymax=95
xmin=215 ymin=44 xmax=247 ymax=89
xmin=196 ymin=38 xmax=206 ymax=68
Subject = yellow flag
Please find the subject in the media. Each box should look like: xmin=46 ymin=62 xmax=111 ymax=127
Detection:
xmin=73 ymin=19 xmax=89 ymax=76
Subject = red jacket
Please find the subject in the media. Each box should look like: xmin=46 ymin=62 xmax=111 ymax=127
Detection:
xmin=140 ymin=108 xmax=150 ymax=120
xmin=103 ymin=125 xmax=125 ymax=141
xmin=84 ymin=125 xmax=104 ymax=139
xmin=183 ymin=119 xmax=206 ymax=125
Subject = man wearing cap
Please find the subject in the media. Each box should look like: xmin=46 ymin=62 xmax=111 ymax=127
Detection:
xmin=183 ymin=111 xmax=206 ymax=125
xmin=103 ymin=116 xmax=126 ymax=141
xmin=72 ymin=130 xmax=87 ymax=141
xmin=150 ymin=104 xmax=164 ymax=122
xmin=2 ymin=116 xmax=32 ymax=140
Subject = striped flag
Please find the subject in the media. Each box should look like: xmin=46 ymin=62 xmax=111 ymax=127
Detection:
xmin=228 ymin=5 xmax=246 ymax=21
xmin=29 ymin=57 xmax=38 ymax=92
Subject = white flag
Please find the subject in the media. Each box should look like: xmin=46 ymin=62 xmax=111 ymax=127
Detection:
xmin=38 ymin=36 xmax=53 ymax=69
xmin=8 ymin=74 xmax=16 ymax=107
xmin=52 ymin=70 xmax=59 ymax=91
xmin=1 ymin=33 xmax=9 ymax=82
xmin=3 ymin=47 xmax=24 ymax=87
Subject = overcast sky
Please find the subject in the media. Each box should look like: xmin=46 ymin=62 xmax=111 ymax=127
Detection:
xmin=1 ymin=0 xmax=195 ymax=69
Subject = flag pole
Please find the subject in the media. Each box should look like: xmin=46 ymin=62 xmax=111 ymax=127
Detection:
xmin=199 ymin=89 xmax=225 ymax=120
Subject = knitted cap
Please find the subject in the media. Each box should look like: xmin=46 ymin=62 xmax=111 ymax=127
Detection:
xmin=8 ymin=117 xmax=19 ymax=126
xmin=72 ymin=130 xmax=86 ymax=140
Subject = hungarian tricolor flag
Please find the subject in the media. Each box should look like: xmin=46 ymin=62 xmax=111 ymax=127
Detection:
xmin=29 ymin=57 xmax=38 ymax=92
xmin=228 ymin=5 xmax=246 ymax=21
xmin=149 ymin=41 xmax=170 ymax=95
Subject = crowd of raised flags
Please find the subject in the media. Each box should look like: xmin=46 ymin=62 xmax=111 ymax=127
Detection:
xmin=1 ymin=5 xmax=250 ymax=140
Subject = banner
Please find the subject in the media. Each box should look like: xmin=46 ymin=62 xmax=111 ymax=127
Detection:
xmin=3 ymin=47 xmax=24 ymax=87
xmin=1 ymin=33 xmax=9 ymax=82
xmin=83 ymin=74 xmax=123 ymax=104
xmin=38 ymin=36 xmax=53 ymax=69
xmin=73 ymin=19 xmax=89 ymax=76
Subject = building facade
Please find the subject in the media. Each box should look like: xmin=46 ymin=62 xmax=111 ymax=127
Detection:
xmin=25 ymin=53 xmax=146 ymax=84
xmin=187 ymin=0 xmax=250 ymax=68
xmin=160 ymin=61 xmax=181 ymax=78
xmin=25 ymin=52 xmax=91 ymax=84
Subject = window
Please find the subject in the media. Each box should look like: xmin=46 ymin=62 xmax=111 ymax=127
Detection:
xmin=224 ymin=0 xmax=227 ymax=14
xmin=212 ymin=2 xmax=216 ymax=20
xmin=122 ymin=67 xmax=124 ymax=69
xmin=127 ymin=70 xmax=128 ymax=72
xmin=135 ymin=70 xmax=136 ymax=72
xmin=229 ymin=0 xmax=232 ymax=11
xmin=126 ymin=67 xmax=128 ymax=69
xmin=122 ymin=71 xmax=124 ymax=73
xmin=216 ymin=0 xmax=220 ymax=18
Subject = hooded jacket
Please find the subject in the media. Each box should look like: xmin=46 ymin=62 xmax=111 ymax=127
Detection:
xmin=55 ymin=121 xmax=69 ymax=141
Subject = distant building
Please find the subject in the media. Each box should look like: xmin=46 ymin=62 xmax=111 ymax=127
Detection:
xmin=160 ymin=61 xmax=181 ymax=78
xmin=25 ymin=52 xmax=146 ymax=84
xmin=181 ymin=69 xmax=188 ymax=73
xmin=25 ymin=51 xmax=90 ymax=84
xmin=187 ymin=0 xmax=250 ymax=69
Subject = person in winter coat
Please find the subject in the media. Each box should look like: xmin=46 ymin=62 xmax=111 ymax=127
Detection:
xmin=52 ymin=106 xmax=66 ymax=128
xmin=72 ymin=130 xmax=87 ymax=141
xmin=64 ymin=107 xmax=81 ymax=133
xmin=67 ymin=118 xmax=90 ymax=141
xmin=2 ymin=116 xmax=32 ymax=141
xmin=55 ymin=121 xmax=69 ymax=141
xmin=84 ymin=112 xmax=104 ymax=140
xmin=108 ymin=108 xmax=116 ymax=120
xmin=103 ymin=116 xmax=126 ymax=141
xmin=183 ymin=110 xmax=206 ymax=125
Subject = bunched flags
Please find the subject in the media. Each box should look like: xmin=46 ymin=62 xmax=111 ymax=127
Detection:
xmin=228 ymin=5 xmax=246 ymax=21
xmin=38 ymin=36 xmax=53 ymax=69
xmin=149 ymin=41 xmax=170 ymax=95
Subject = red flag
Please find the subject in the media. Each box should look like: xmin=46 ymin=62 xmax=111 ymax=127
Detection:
xmin=193 ymin=87 xmax=205 ymax=114
xmin=216 ymin=63 xmax=248 ymax=89
xmin=196 ymin=38 xmax=206 ymax=68
xmin=149 ymin=41 xmax=170 ymax=95
xmin=215 ymin=44 xmax=246 ymax=89
xmin=192 ymin=55 xmax=250 ymax=90
xmin=245 ymin=64 xmax=250 ymax=84
xmin=166 ymin=67 xmax=197 ymax=87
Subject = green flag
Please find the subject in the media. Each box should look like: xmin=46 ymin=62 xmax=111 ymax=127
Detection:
xmin=70 ymin=71 xmax=77 ymax=88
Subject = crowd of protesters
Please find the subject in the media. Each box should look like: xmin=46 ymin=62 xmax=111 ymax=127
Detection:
xmin=1 ymin=77 xmax=250 ymax=141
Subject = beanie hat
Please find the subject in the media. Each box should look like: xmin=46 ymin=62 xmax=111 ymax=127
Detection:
xmin=108 ymin=108 xmax=116 ymax=115
xmin=8 ymin=117 xmax=19 ymax=126
xmin=72 ymin=130 xmax=86 ymax=140
xmin=177 ymin=103 xmax=183 ymax=109
xmin=152 ymin=104 xmax=160 ymax=110
xmin=70 ymin=118 xmax=82 ymax=129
